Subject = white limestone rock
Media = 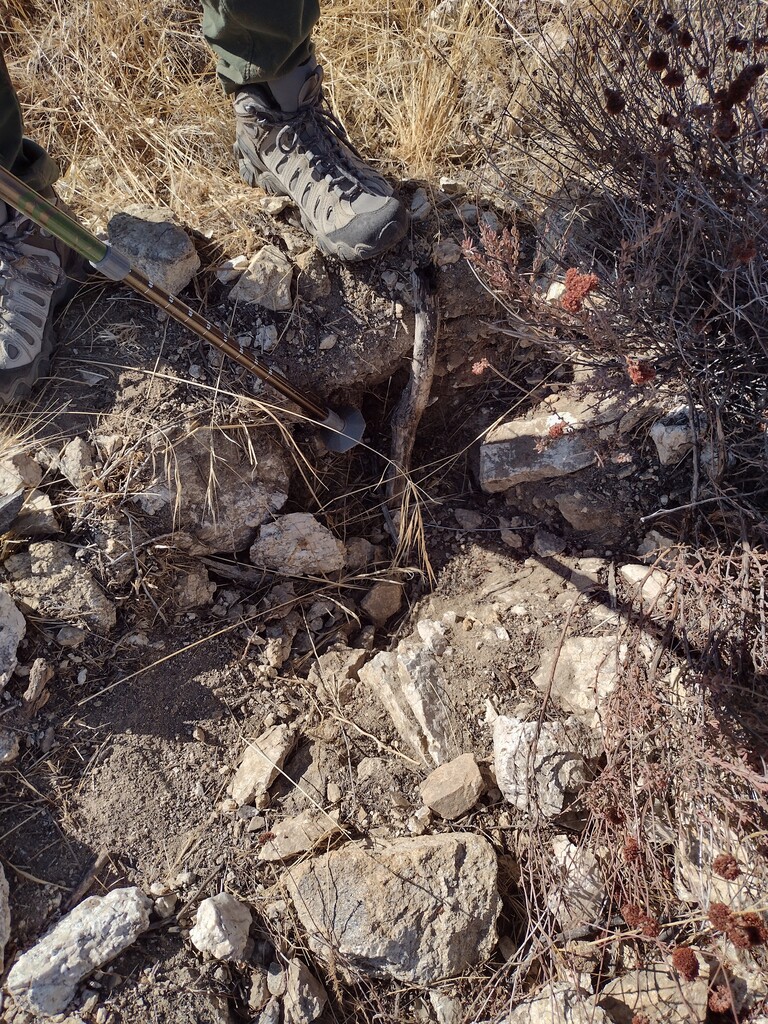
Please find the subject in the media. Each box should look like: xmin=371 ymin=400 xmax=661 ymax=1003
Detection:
xmin=282 ymin=959 xmax=328 ymax=1024
xmin=5 ymin=541 xmax=116 ymax=633
xmin=190 ymin=893 xmax=252 ymax=961
xmin=250 ymin=513 xmax=345 ymax=576
xmin=532 ymin=637 xmax=620 ymax=731
xmin=0 ymin=586 xmax=26 ymax=689
xmin=359 ymin=646 xmax=455 ymax=766
xmin=493 ymin=715 xmax=587 ymax=818
xmin=230 ymin=244 xmax=294 ymax=311
xmin=6 ymin=887 xmax=151 ymax=1016
xmin=229 ymin=723 xmax=298 ymax=808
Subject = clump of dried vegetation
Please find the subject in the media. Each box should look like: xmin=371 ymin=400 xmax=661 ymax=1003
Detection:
xmin=3 ymin=0 xmax=768 ymax=1020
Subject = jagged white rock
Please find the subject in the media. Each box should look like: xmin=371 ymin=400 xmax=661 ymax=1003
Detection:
xmin=6 ymin=887 xmax=151 ymax=1016
xmin=189 ymin=893 xmax=252 ymax=961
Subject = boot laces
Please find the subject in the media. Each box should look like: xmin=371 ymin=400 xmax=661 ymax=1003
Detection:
xmin=248 ymin=75 xmax=368 ymax=200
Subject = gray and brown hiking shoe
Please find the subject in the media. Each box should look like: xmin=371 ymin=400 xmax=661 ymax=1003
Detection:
xmin=233 ymin=60 xmax=407 ymax=262
xmin=0 ymin=196 xmax=83 ymax=404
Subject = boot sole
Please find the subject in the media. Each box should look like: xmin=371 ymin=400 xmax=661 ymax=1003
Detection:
xmin=0 ymin=275 xmax=82 ymax=406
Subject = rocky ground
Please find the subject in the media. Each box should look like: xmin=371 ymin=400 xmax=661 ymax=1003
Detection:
xmin=0 ymin=182 xmax=766 ymax=1024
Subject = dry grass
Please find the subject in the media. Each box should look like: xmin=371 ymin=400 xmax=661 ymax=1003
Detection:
xmin=4 ymin=0 xmax=768 ymax=1021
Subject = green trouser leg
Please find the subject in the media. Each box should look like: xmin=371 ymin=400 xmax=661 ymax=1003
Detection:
xmin=0 ymin=45 xmax=59 ymax=191
xmin=201 ymin=0 xmax=320 ymax=92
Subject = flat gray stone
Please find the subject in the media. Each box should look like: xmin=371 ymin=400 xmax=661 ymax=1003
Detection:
xmin=108 ymin=206 xmax=200 ymax=294
xmin=284 ymin=833 xmax=499 ymax=983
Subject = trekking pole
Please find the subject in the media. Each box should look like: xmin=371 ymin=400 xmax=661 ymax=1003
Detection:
xmin=0 ymin=166 xmax=365 ymax=452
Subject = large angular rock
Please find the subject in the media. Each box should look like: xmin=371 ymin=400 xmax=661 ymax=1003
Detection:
xmin=0 ymin=587 xmax=26 ymax=689
xmin=479 ymin=393 xmax=625 ymax=492
xmin=501 ymin=984 xmax=610 ymax=1024
xmin=5 ymin=542 xmax=115 ymax=633
xmin=532 ymin=637 xmax=620 ymax=731
xmin=250 ymin=513 xmax=345 ymax=576
xmin=229 ymin=723 xmax=298 ymax=808
xmin=190 ymin=893 xmax=252 ymax=961
xmin=6 ymin=887 xmax=151 ymax=1016
xmin=135 ymin=426 xmax=290 ymax=555
xmin=284 ymin=834 xmax=499 ymax=984
xmin=598 ymin=966 xmax=708 ymax=1024
xmin=108 ymin=206 xmax=200 ymax=294
xmin=359 ymin=646 xmax=455 ymax=766
xmin=493 ymin=716 xmax=587 ymax=818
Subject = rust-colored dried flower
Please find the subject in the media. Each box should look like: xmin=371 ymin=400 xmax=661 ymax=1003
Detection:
xmin=631 ymin=1016 xmax=651 ymax=1024
xmin=647 ymin=49 xmax=669 ymax=71
xmin=622 ymin=903 xmax=643 ymax=927
xmin=676 ymin=28 xmax=693 ymax=47
xmin=728 ymin=911 xmax=768 ymax=948
xmin=671 ymin=946 xmax=699 ymax=981
xmin=657 ymin=13 xmax=677 ymax=32
xmin=661 ymin=68 xmax=685 ymax=88
xmin=626 ymin=358 xmax=656 ymax=385
xmin=561 ymin=268 xmax=599 ymax=313
xmin=708 ymin=984 xmax=732 ymax=1014
xmin=712 ymin=113 xmax=739 ymax=141
xmin=604 ymin=88 xmax=626 ymax=114
xmin=722 ymin=64 xmax=766 ymax=107
xmin=548 ymin=422 xmax=566 ymax=439
xmin=726 ymin=35 xmax=748 ymax=52
xmin=713 ymin=853 xmax=741 ymax=880
xmin=621 ymin=903 xmax=660 ymax=936
xmin=732 ymin=239 xmax=757 ymax=264
xmin=694 ymin=64 xmax=709 ymax=79
xmin=708 ymin=901 xmax=733 ymax=931
xmin=623 ymin=837 xmax=641 ymax=862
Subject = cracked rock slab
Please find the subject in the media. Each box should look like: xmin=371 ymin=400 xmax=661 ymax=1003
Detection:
xmin=5 ymin=542 xmax=115 ymax=633
xmin=284 ymin=833 xmax=499 ymax=984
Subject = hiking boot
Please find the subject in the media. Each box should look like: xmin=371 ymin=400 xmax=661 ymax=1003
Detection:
xmin=0 ymin=195 xmax=83 ymax=404
xmin=233 ymin=60 xmax=407 ymax=262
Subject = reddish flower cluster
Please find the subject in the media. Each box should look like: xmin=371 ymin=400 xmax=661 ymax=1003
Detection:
xmin=471 ymin=357 xmax=491 ymax=376
xmin=626 ymin=358 xmax=656 ymax=385
xmin=708 ymin=984 xmax=733 ymax=1014
xmin=561 ymin=268 xmax=599 ymax=313
xmin=622 ymin=902 xmax=661 ymax=936
xmin=623 ymin=837 xmax=642 ymax=863
xmin=671 ymin=946 xmax=700 ymax=981
xmin=604 ymin=88 xmax=626 ymax=114
xmin=661 ymin=68 xmax=686 ymax=88
xmin=708 ymin=901 xmax=768 ymax=948
xmin=712 ymin=852 xmax=741 ymax=880
xmin=647 ymin=49 xmax=669 ymax=71
xmin=716 ymin=64 xmax=766 ymax=111
xmin=733 ymin=239 xmax=757 ymax=263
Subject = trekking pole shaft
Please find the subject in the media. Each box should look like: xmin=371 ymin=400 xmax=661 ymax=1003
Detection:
xmin=122 ymin=269 xmax=329 ymax=419
xmin=0 ymin=165 xmax=331 ymax=423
